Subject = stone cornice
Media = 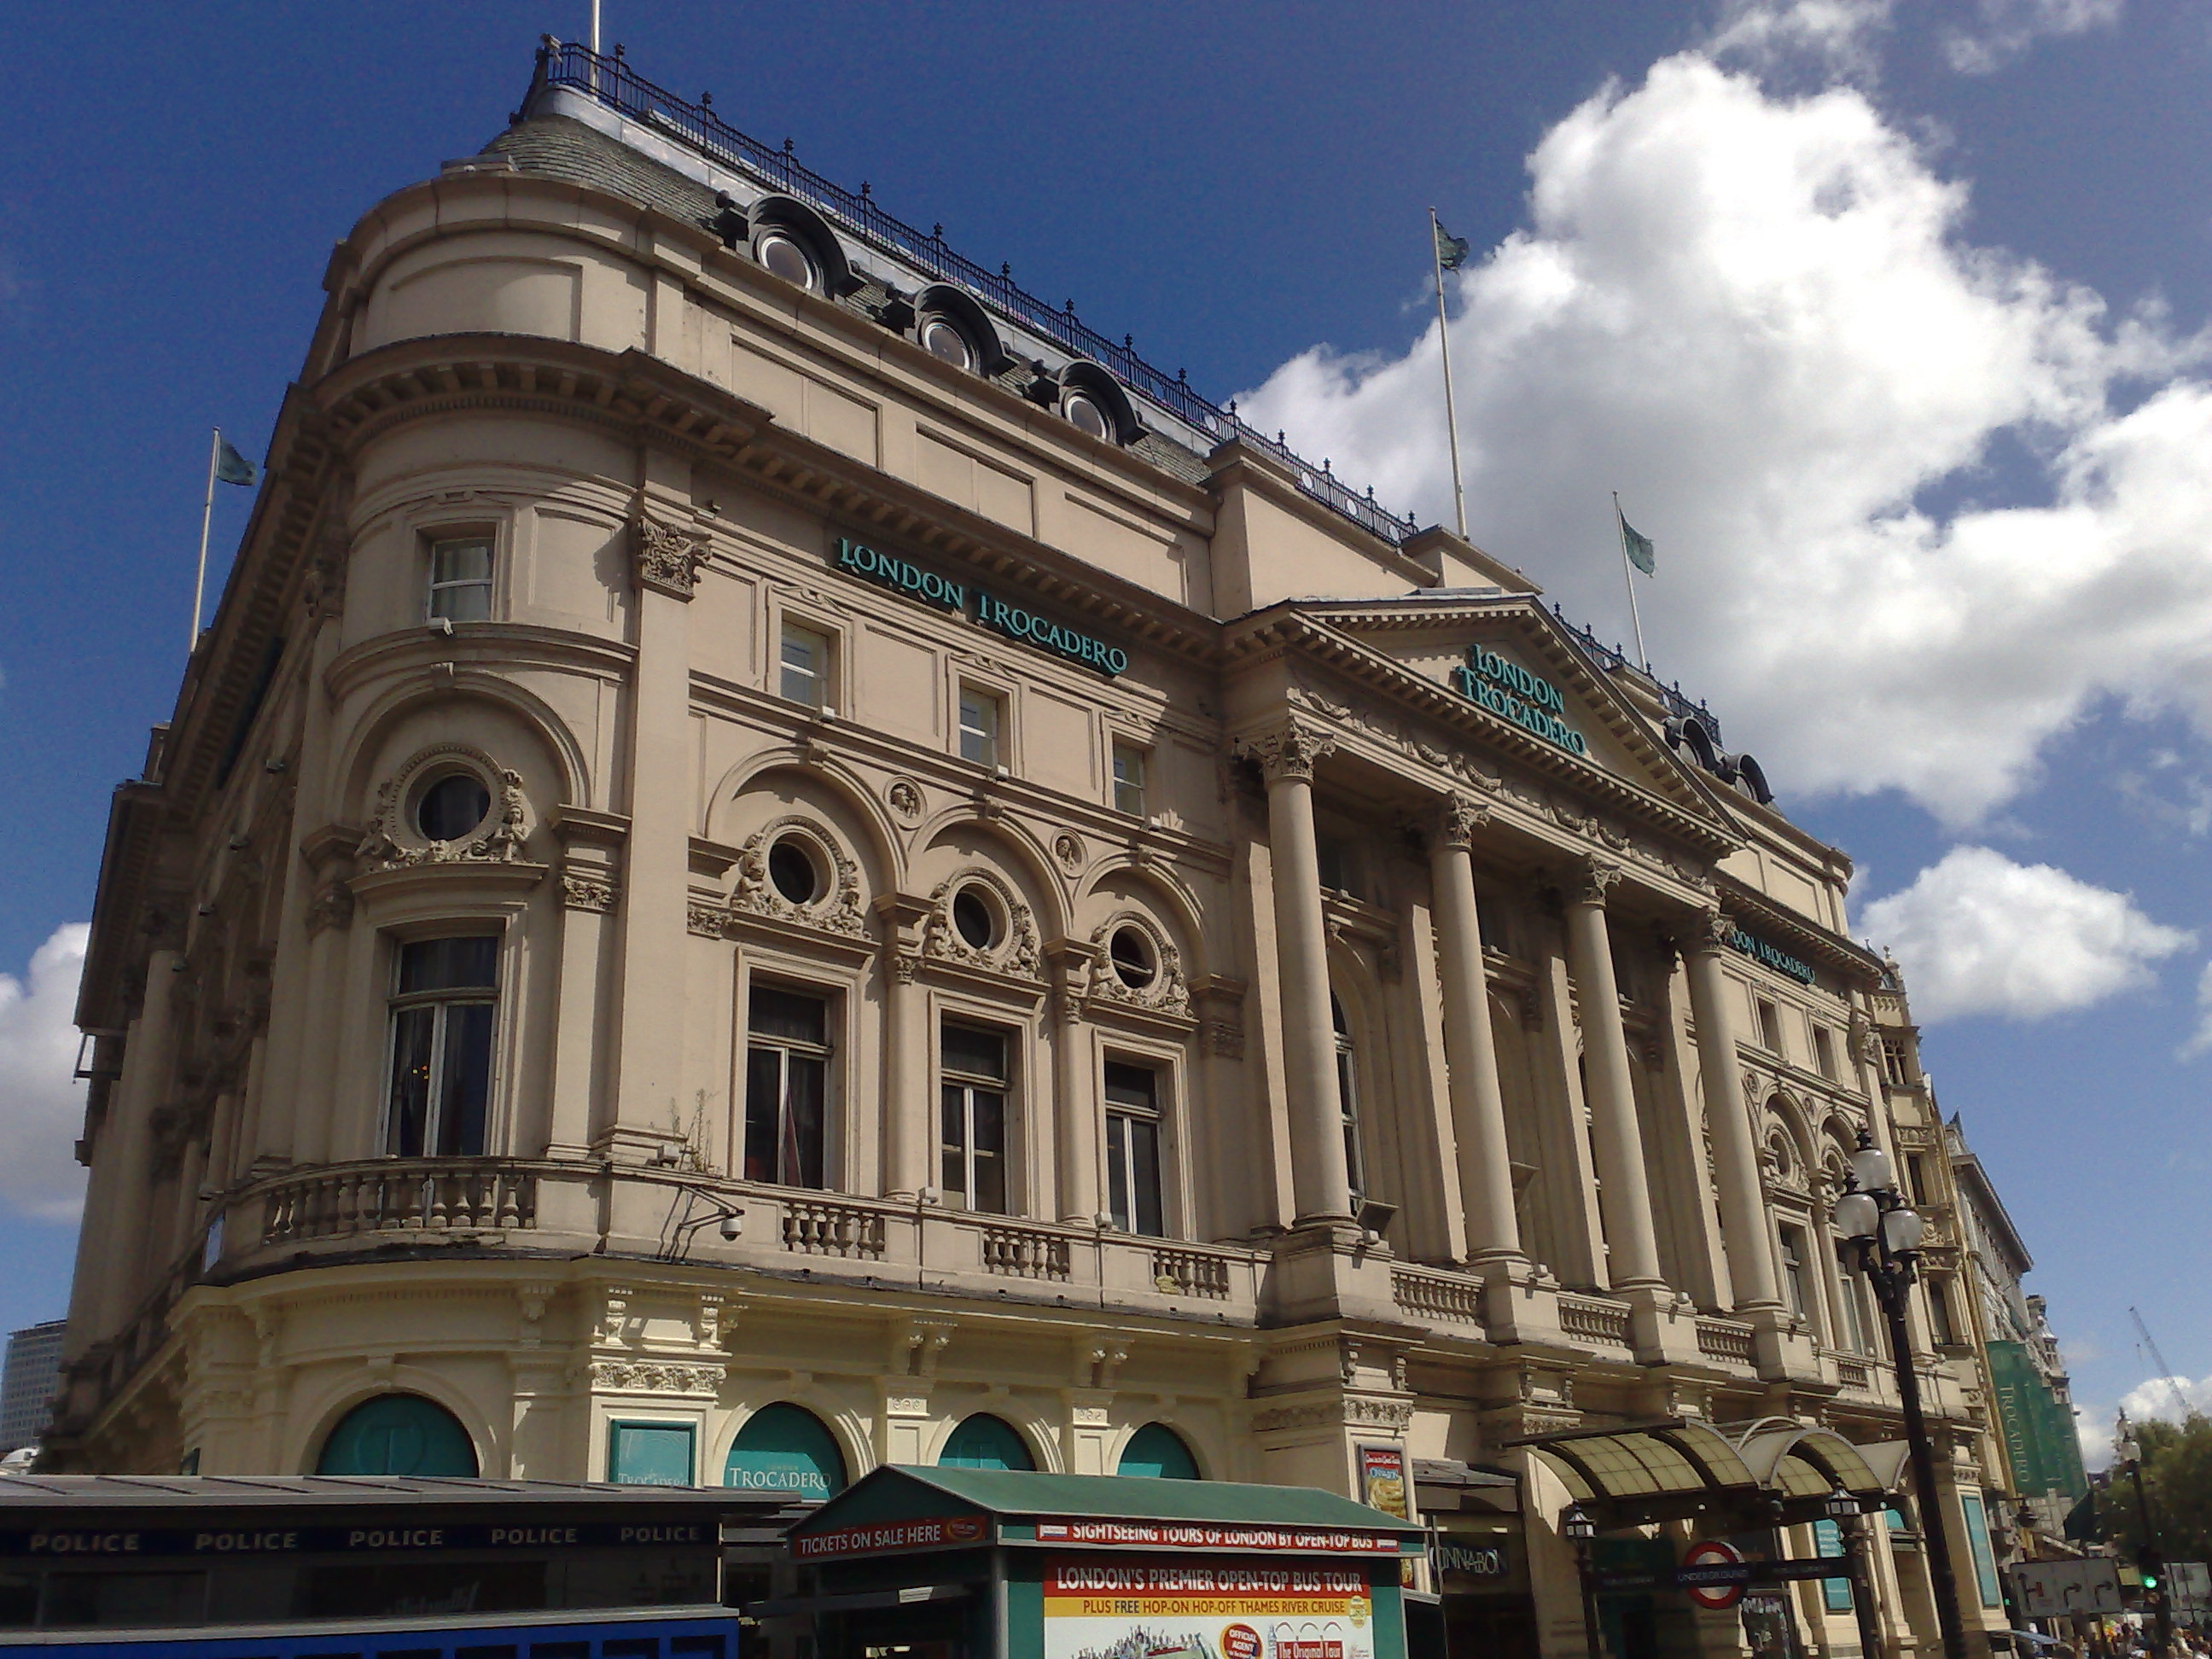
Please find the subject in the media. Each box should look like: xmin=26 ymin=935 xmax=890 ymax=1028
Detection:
xmin=323 ymin=622 xmax=637 ymax=705
xmin=1712 ymin=873 xmax=1885 ymax=988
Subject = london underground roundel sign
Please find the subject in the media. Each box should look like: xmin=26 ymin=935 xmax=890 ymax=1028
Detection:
xmin=1681 ymin=1540 xmax=1747 ymax=1610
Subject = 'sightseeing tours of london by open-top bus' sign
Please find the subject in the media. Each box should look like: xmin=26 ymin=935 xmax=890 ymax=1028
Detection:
xmin=1452 ymin=644 xmax=1587 ymax=756
xmin=833 ymin=537 xmax=1128 ymax=677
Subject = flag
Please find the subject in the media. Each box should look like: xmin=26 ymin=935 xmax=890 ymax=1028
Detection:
xmin=214 ymin=434 xmax=257 ymax=488
xmin=1434 ymin=218 xmax=1470 ymax=272
xmin=1619 ymin=510 xmax=1656 ymax=575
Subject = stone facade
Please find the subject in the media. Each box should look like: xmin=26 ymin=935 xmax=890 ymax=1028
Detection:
xmin=54 ymin=47 xmax=2006 ymax=1659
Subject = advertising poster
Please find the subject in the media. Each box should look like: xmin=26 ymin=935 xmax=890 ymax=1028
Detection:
xmin=1355 ymin=1447 xmax=1409 ymax=1521
xmin=1043 ymin=1557 xmax=1375 ymax=1659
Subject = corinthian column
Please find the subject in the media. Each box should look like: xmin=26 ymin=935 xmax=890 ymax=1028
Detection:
xmin=1427 ymin=796 xmax=1522 ymax=1263
xmin=1685 ymin=911 xmax=1783 ymax=1311
xmin=1561 ymin=860 xmax=1663 ymax=1288
xmin=1251 ymin=723 xmax=1352 ymax=1224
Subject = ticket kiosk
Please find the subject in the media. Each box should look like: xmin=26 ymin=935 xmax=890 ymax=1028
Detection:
xmin=765 ymin=1466 xmax=1424 ymax=1659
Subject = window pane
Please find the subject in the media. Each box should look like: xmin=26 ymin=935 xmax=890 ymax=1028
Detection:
xmin=780 ymin=626 xmax=824 ymax=706
xmin=744 ymin=1048 xmax=784 ymax=1184
xmin=940 ymin=1084 xmax=968 ymax=1200
xmin=789 ymin=1053 xmax=826 ymax=1190
xmin=399 ymin=936 xmax=498 ymax=994
xmin=750 ymin=987 xmax=827 ymax=1046
xmin=434 ymin=1002 xmax=495 ymax=1155
xmin=1129 ymin=1115 xmax=1162 ymax=1237
xmin=387 ymin=1007 xmax=435 ymax=1156
xmin=433 ymin=582 xmax=492 ymax=622
xmin=1103 ymin=1062 xmax=1156 ymax=1112
xmin=942 ymin=1023 xmax=1006 ymax=1081
xmin=434 ymin=542 xmax=492 ymax=584
xmin=971 ymin=1089 xmax=1005 ymax=1214
xmin=1106 ymin=1115 xmax=1130 ymax=1231
xmin=1112 ymin=744 xmax=1145 ymax=815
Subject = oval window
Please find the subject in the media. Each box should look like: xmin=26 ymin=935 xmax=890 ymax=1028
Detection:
xmin=417 ymin=774 xmax=491 ymax=842
xmin=952 ymin=887 xmax=997 ymax=951
xmin=920 ymin=317 xmax=975 ymax=371
xmin=768 ymin=839 xmax=820 ymax=905
xmin=1109 ymin=926 xmax=1155 ymax=990
xmin=756 ymin=230 xmax=817 ymax=291
xmin=1062 ymin=390 xmax=1111 ymax=441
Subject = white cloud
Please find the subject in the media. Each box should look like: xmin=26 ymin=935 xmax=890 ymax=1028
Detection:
xmin=1236 ymin=49 xmax=2212 ymax=827
xmin=1709 ymin=0 xmax=1895 ymax=79
xmin=1942 ymin=0 xmax=2124 ymax=75
xmin=2080 ymin=1376 xmax=2212 ymax=1467
xmin=0 ymin=924 xmax=90 ymax=1221
xmin=1859 ymin=847 xmax=2190 ymax=1022
xmin=2179 ymin=959 xmax=2212 ymax=1057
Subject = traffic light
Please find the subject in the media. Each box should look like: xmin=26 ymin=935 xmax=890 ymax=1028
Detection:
xmin=2138 ymin=1547 xmax=2164 ymax=1600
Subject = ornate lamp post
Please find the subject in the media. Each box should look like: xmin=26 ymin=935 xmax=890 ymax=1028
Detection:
xmin=1829 ymin=1486 xmax=1888 ymax=1659
xmin=1833 ymin=1133 xmax=1969 ymax=1659
xmin=1563 ymin=1505 xmax=1604 ymax=1659
xmin=2116 ymin=1418 xmax=2172 ymax=1656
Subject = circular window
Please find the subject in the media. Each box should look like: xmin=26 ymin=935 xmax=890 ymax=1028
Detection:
xmin=952 ymin=886 xmax=998 ymax=951
xmin=417 ymin=774 xmax=491 ymax=842
xmin=756 ymin=230 xmax=817 ymax=290
xmin=920 ymin=317 xmax=975 ymax=371
xmin=1109 ymin=926 xmax=1155 ymax=990
xmin=767 ymin=839 xmax=820 ymax=905
xmin=1062 ymin=390 xmax=1112 ymax=441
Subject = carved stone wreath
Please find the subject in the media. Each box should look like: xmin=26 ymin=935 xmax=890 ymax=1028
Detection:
xmin=730 ymin=816 xmax=867 ymax=937
xmin=357 ymin=744 xmax=530 ymax=872
xmin=922 ymin=870 xmax=1040 ymax=979
xmin=1086 ymin=913 xmax=1191 ymax=1018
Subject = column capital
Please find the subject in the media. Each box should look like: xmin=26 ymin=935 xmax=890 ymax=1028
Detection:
xmin=1685 ymin=906 xmax=1737 ymax=956
xmin=1565 ymin=858 xmax=1623 ymax=908
xmin=1242 ymin=722 xmax=1335 ymax=784
xmin=1427 ymin=793 xmax=1492 ymax=851
xmin=632 ymin=515 xmax=710 ymax=600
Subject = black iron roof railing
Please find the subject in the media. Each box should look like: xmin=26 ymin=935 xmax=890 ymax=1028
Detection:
xmin=531 ymin=41 xmax=1421 ymax=549
xmin=1553 ymin=607 xmax=1724 ymax=746
xmin=527 ymin=43 xmax=1730 ymax=748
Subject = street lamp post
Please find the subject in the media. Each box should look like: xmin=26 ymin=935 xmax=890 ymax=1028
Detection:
xmin=2116 ymin=1419 xmax=2173 ymax=1656
xmin=1830 ymin=1487 xmax=1888 ymax=1659
xmin=1833 ymin=1133 xmax=1970 ymax=1659
xmin=1563 ymin=1505 xmax=1604 ymax=1659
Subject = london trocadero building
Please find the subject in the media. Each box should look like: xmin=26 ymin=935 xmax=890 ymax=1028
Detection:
xmin=53 ymin=42 xmax=2006 ymax=1659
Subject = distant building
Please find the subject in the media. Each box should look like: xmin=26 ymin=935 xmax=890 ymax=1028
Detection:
xmin=0 ymin=1321 xmax=67 ymax=1457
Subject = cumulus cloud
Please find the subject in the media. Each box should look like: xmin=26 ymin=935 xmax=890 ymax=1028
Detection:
xmin=2077 ymin=1375 xmax=2212 ymax=1468
xmin=1860 ymin=847 xmax=2189 ymax=1022
xmin=0 ymin=924 xmax=91 ymax=1221
xmin=1709 ymin=0 xmax=1895 ymax=79
xmin=1236 ymin=49 xmax=2212 ymax=826
xmin=1942 ymin=0 xmax=2124 ymax=75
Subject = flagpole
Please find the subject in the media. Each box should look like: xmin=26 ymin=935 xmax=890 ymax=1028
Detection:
xmin=190 ymin=428 xmax=219 ymax=655
xmin=1614 ymin=491 xmax=1649 ymax=672
xmin=1430 ymin=207 xmax=1468 ymax=539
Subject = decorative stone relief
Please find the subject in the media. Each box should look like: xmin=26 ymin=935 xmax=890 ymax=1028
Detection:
xmin=1053 ymin=832 xmax=1085 ymax=872
xmin=1086 ymin=915 xmax=1190 ymax=1018
xmin=922 ymin=870 xmax=1041 ymax=979
xmin=632 ymin=515 xmax=709 ymax=599
xmin=306 ymin=881 xmax=355 ymax=935
xmin=730 ymin=817 xmax=867 ymax=937
xmin=1568 ymin=859 xmax=1623 ymax=908
xmin=357 ymin=745 xmax=530 ymax=872
xmin=686 ymin=902 xmax=726 ymax=938
xmin=1239 ymin=722 xmax=1335 ymax=784
xmin=562 ymin=870 xmax=617 ymax=913
xmin=591 ymin=1359 xmax=722 ymax=1395
xmin=887 ymin=778 xmax=924 ymax=824
xmin=1429 ymin=794 xmax=1491 ymax=850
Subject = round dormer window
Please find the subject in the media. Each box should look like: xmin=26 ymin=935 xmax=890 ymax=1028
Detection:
xmin=768 ymin=838 xmax=821 ymax=905
xmin=756 ymin=230 xmax=818 ymax=292
xmin=1062 ymin=390 xmax=1112 ymax=441
xmin=952 ymin=885 xmax=999 ymax=951
xmin=1109 ymin=926 xmax=1156 ymax=990
xmin=417 ymin=774 xmax=491 ymax=842
xmin=921 ymin=317 xmax=975 ymax=371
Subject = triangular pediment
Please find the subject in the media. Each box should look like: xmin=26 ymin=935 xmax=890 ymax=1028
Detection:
xmin=1283 ymin=594 xmax=1734 ymax=828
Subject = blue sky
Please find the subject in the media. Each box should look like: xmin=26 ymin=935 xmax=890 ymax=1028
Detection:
xmin=1 ymin=1 xmax=2206 ymax=1456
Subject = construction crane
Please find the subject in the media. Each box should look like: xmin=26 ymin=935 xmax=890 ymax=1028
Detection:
xmin=2129 ymin=1306 xmax=2195 ymax=1422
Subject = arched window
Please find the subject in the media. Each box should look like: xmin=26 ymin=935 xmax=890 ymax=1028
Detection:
xmin=1117 ymin=1423 xmax=1200 ymax=1480
xmin=1332 ymin=994 xmax=1366 ymax=1200
xmin=725 ymin=1402 xmax=847 ymax=1500
xmin=938 ymin=1414 xmax=1034 ymax=1470
xmin=315 ymin=1394 xmax=477 ymax=1476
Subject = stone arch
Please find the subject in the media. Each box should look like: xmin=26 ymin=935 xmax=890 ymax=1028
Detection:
xmin=912 ymin=811 xmax=1071 ymax=941
xmin=335 ymin=673 xmax=588 ymax=814
xmin=290 ymin=1367 xmax=498 ymax=1478
xmin=719 ymin=1400 xmax=851 ymax=1500
xmin=1115 ymin=1420 xmax=1204 ymax=1480
xmin=933 ymin=1410 xmax=1048 ymax=1471
xmin=1078 ymin=861 xmax=1207 ymax=963
xmin=708 ymin=749 xmax=904 ymax=892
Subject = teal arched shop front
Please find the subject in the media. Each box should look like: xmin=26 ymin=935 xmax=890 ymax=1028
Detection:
xmin=1116 ymin=1423 xmax=1200 ymax=1479
xmin=938 ymin=1414 xmax=1033 ymax=1470
xmin=725 ymin=1403 xmax=847 ymax=1500
xmin=315 ymin=1394 xmax=478 ymax=1476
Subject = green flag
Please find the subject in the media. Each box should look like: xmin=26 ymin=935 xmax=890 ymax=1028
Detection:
xmin=1433 ymin=218 xmax=1470 ymax=272
xmin=1619 ymin=510 xmax=1656 ymax=575
xmin=214 ymin=434 xmax=257 ymax=488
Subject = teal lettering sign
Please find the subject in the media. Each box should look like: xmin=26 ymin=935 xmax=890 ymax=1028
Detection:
xmin=834 ymin=538 xmax=1127 ymax=677
xmin=1452 ymin=645 xmax=1587 ymax=756
xmin=1730 ymin=928 xmax=1816 ymax=986
xmin=607 ymin=1421 xmax=695 ymax=1487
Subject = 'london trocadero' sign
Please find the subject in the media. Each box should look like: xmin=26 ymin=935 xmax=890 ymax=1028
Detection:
xmin=1452 ymin=643 xmax=1587 ymax=757
xmin=830 ymin=537 xmax=1128 ymax=678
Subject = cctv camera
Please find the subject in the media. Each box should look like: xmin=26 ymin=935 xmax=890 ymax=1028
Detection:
xmin=718 ymin=1210 xmax=744 ymax=1241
